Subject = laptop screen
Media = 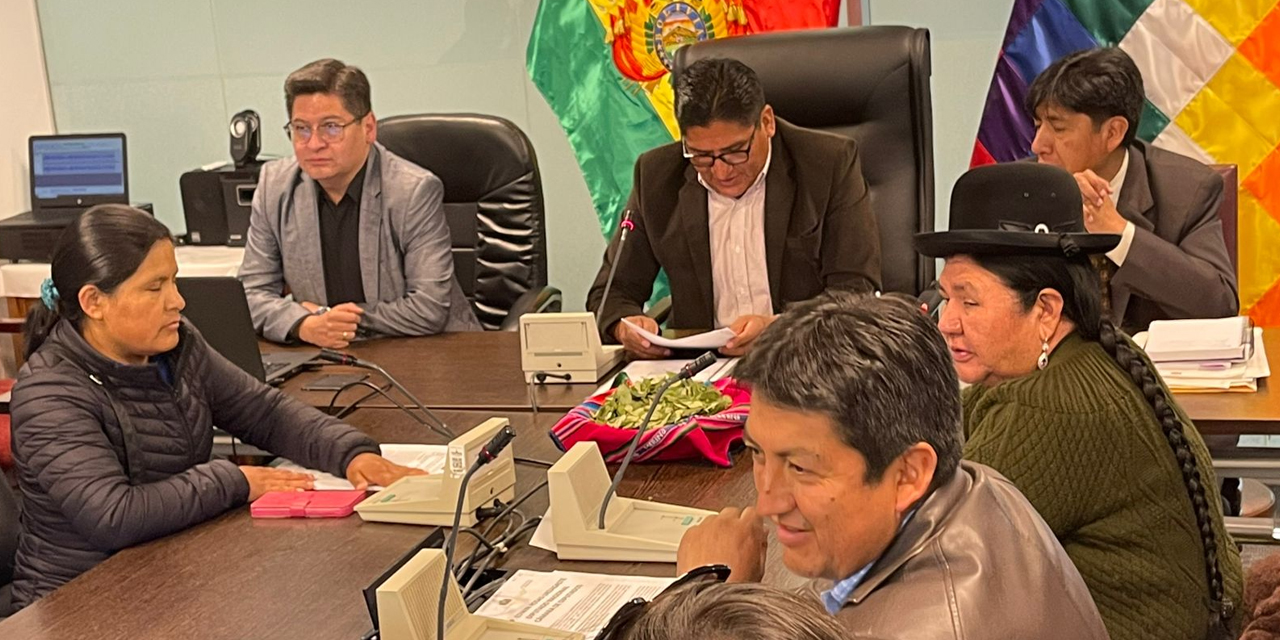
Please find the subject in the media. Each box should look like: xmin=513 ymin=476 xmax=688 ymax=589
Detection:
xmin=29 ymin=134 xmax=128 ymax=208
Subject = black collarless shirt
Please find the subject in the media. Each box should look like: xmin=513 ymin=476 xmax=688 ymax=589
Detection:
xmin=317 ymin=165 xmax=367 ymax=305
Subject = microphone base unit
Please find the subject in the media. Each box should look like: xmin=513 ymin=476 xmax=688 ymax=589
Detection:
xmin=546 ymin=442 xmax=714 ymax=563
xmin=376 ymin=548 xmax=583 ymax=640
xmin=520 ymin=312 xmax=625 ymax=384
xmin=356 ymin=418 xmax=517 ymax=528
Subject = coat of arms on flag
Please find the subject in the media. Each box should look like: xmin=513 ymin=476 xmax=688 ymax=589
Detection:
xmin=528 ymin=0 xmax=838 ymax=242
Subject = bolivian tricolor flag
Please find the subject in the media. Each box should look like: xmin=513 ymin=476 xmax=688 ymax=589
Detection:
xmin=528 ymin=0 xmax=839 ymax=242
xmin=973 ymin=0 xmax=1280 ymax=326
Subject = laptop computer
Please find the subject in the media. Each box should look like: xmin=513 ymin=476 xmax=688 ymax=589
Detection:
xmin=29 ymin=133 xmax=130 ymax=217
xmin=176 ymin=277 xmax=317 ymax=385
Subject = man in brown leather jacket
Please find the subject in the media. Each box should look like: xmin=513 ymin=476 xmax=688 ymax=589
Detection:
xmin=676 ymin=292 xmax=1108 ymax=640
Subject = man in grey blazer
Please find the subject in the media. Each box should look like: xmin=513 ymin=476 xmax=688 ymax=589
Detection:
xmin=240 ymin=58 xmax=479 ymax=348
xmin=1026 ymin=47 xmax=1237 ymax=333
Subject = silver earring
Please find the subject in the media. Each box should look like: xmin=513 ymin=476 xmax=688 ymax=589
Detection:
xmin=1037 ymin=340 xmax=1050 ymax=370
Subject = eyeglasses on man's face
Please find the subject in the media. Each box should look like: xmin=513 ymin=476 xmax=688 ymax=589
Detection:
xmin=284 ymin=114 xmax=366 ymax=144
xmin=594 ymin=564 xmax=731 ymax=640
xmin=682 ymin=123 xmax=760 ymax=169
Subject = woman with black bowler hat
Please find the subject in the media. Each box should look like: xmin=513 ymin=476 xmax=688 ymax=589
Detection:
xmin=914 ymin=162 xmax=1242 ymax=640
xmin=7 ymin=204 xmax=424 ymax=610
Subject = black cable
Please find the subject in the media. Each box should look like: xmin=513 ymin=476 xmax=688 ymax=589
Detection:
xmin=439 ymin=461 xmax=481 ymax=640
xmin=461 ymin=518 xmax=541 ymax=597
xmin=464 ymin=578 xmax=507 ymax=610
xmin=515 ymin=457 xmax=554 ymax=468
xmin=458 ymin=480 xmax=549 ymax=579
xmin=324 ymin=379 xmax=453 ymax=440
xmin=326 ymin=380 xmax=398 ymax=418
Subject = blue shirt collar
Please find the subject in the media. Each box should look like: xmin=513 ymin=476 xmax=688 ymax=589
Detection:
xmin=820 ymin=508 xmax=918 ymax=615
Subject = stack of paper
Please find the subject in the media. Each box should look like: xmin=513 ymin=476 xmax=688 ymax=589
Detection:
xmin=1136 ymin=319 xmax=1269 ymax=393
xmin=475 ymin=569 xmax=674 ymax=637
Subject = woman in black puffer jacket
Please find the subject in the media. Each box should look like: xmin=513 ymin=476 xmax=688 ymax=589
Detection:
xmin=9 ymin=205 xmax=422 ymax=610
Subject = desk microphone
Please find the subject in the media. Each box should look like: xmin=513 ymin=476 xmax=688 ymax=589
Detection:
xmin=596 ymin=351 xmax=717 ymax=529
xmin=317 ymin=349 xmax=454 ymax=438
xmin=438 ymin=425 xmax=517 ymax=640
xmin=594 ymin=208 xmax=634 ymax=330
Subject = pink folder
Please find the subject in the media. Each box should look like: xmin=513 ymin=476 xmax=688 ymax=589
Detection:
xmin=250 ymin=490 xmax=367 ymax=519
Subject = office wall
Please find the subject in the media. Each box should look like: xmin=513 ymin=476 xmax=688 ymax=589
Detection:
xmin=37 ymin=0 xmax=1012 ymax=308
xmin=868 ymin=0 xmax=1014 ymax=228
xmin=0 ymin=0 xmax=56 ymax=219
xmin=37 ymin=0 xmax=603 ymax=311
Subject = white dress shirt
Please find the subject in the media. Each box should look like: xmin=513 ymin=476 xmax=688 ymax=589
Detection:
xmin=702 ymin=144 xmax=773 ymax=329
xmin=1105 ymin=150 xmax=1136 ymax=266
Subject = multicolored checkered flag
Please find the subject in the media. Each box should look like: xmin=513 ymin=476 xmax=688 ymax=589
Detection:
xmin=973 ymin=0 xmax=1280 ymax=326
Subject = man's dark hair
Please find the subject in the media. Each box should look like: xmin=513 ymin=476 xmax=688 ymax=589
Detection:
xmin=674 ymin=57 xmax=766 ymax=132
xmin=284 ymin=58 xmax=371 ymax=119
xmin=1026 ymin=47 xmax=1145 ymax=146
xmin=734 ymin=292 xmax=963 ymax=494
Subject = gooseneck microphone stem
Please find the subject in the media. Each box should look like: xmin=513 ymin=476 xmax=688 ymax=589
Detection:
xmin=438 ymin=426 xmax=516 ymax=640
xmin=596 ymin=352 xmax=717 ymax=530
xmin=318 ymin=349 xmax=454 ymax=438
xmin=595 ymin=209 xmax=633 ymax=330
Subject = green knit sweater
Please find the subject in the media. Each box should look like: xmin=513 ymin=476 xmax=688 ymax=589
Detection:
xmin=962 ymin=333 xmax=1243 ymax=640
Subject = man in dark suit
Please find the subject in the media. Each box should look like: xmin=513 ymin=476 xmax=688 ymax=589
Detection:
xmin=1027 ymin=47 xmax=1237 ymax=332
xmin=587 ymin=58 xmax=881 ymax=358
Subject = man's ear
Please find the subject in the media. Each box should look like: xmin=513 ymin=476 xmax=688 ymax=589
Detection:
xmin=364 ymin=110 xmax=377 ymax=145
xmin=761 ymin=104 xmax=776 ymax=137
xmin=893 ymin=443 xmax=938 ymax=514
xmin=78 ymin=285 xmax=107 ymax=322
xmin=1103 ymin=115 xmax=1128 ymax=153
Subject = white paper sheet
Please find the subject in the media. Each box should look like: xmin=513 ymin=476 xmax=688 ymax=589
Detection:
xmin=271 ymin=443 xmax=447 ymax=491
xmin=620 ymin=319 xmax=736 ymax=349
xmin=476 ymin=569 xmax=675 ymax=637
xmin=530 ymin=507 xmax=557 ymax=552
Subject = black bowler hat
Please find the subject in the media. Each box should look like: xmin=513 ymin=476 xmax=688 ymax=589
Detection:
xmin=913 ymin=163 xmax=1120 ymax=258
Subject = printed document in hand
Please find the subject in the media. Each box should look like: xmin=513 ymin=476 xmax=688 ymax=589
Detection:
xmin=272 ymin=444 xmax=447 ymax=491
xmin=620 ymin=318 xmax=736 ymax=349
xmin=476 ymin=569 xmax=674 ymax=637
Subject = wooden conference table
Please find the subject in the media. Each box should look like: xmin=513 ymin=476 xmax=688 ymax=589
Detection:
xmin=0 ymin=409 xmax=791 ymax=640
xmin=268 ymin=331 xmax=607 ymax=413
xmin=0 ymin=331 xmax=1275 ymax=638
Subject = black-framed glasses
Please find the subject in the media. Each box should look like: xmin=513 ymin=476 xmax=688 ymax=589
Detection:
xmin=595 ymin=564 xmax=731 ymax=640
xmin=283 ymin=114 xmax=366 ymax=144
xmin=682 ymin=124 xmax=759 ymax=168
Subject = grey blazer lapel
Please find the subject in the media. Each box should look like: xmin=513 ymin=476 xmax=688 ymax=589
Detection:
xmin=288 ymin=171 xmax=326 ymax=304
xmin=678 ymin=164 xmax=715 ymax=324
xmin=1112 ymin=144 xmax=1156 ymax=324
xmin=358 ymin=145 xmax=384 ymax=304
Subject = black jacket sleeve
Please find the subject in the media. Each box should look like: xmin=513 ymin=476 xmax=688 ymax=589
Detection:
xmin=11 ymin=368 xmax=249 ymax=552
xmin=196 ymin=336 xmax=381 ymax=477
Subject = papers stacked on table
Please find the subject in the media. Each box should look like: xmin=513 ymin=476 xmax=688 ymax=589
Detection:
xmin=1137 ymin=318 xmax=1269 ymax=393
xmin=476 ymin=569 xmax=674 ymax=637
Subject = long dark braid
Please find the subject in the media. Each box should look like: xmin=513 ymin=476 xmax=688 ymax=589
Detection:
xmin=1097 ymin=318 xmax=1232 ymax=627
xmin=971 ymin=253 xmax=1233 ymax=631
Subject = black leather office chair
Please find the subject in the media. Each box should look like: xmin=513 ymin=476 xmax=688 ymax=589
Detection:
xmin=675 ymin=26 xmax=936 ymax=296
xmin=377 ymin=114 xmax=561 ymax=331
